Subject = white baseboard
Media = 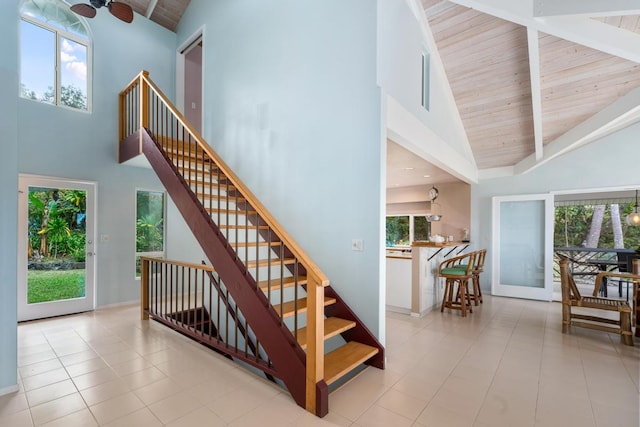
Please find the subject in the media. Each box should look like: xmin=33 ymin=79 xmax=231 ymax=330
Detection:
xmin=97 ymin=300 xmax=139 ymax=310
xmin=0 ymin=383 xmax=19 ymax=397
xmin=385 ymin=305 xmax=411 ymax=315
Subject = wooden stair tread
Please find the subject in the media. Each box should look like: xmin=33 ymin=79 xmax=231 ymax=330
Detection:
xmin=207 ymin=207 xmax=257 ymax=216
xmin=229 ymin=241 xmax=283 ymax=249
xmin=273 ymin=297 xmax=336 ymax=318
xmin=247 ymin=258 xmax=295 ymax=268
xmin=324 ymin=341 xmax=379 ymax=385
xmin=297 ymin=317 xmax=356 ymax=350
xmin=195 ymin=192 xmax=246 ymax=202
xmin=185 ymin=177 xmax=234 ymax=187
xmin=218 ymin=224 xmax=269 ymax=230
xmin=258 ymin=275 xmax=307 ymax=291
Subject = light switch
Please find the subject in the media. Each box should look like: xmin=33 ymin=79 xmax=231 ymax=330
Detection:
xmin=191 ymin=102 xmax=197 ymax=109
xmin=351 ymin=239 xmax=363 ymax=251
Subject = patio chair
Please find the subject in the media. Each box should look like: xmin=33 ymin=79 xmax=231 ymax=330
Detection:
xmin=559 ymin=257 xmax=635 ymax=346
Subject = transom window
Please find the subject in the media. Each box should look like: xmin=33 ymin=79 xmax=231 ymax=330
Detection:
xmin=20 ymin=0 xmax=91 ymax=111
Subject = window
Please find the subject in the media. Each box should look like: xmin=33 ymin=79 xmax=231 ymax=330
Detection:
xmin=386 ymin=215 xmax=428 ymax=247
xmin=136 ymin=190 xmax=165 ymax=277
xmin=20 ymin=0 xmax=91 ymax=111
xmin=554 ymin=198 xmax=640 ymax=249
xmin=421 ymin=51 xmax=430 ymax=111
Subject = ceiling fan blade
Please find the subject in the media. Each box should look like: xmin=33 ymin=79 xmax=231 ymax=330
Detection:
xmin=70 ymin=3 xmax=97 ymax=18
xmin=108 ymin=2 xmax=134 ymax=23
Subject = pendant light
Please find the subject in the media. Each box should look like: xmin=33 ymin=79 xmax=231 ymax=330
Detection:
xmin=626 ymin=190 xmax=640 ymax=226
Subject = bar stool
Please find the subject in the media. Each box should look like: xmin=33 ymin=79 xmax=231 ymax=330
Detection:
xmin=469 ymin=249 xmax=486 ymax=305
xmin=439 ymin=252 xmax=477 ymax=317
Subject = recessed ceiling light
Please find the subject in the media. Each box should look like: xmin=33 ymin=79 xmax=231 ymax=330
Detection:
xmin=403 ymin=167 xmax=414 ymax=170
xmin=423 ymin=174 xmax=431 ymax=178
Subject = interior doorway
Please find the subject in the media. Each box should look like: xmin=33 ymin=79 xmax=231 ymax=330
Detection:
xmin=178 ymin=32 xmax=203 ymax=134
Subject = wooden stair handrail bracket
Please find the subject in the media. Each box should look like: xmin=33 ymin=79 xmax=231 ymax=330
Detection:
xmin=119 ymin=71 xmax=383 ymax=417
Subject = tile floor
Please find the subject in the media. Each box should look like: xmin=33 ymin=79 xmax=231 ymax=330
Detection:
xmin=1 ymin=296 xmax=638 ymax=426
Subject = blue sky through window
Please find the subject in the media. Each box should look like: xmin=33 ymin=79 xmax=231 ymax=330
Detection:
xmin=20 ymin=20 xmax=55 ymax=100
xmin=20 ymin=0 xmax=89 ymax=109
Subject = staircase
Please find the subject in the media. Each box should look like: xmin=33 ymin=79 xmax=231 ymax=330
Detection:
xmin=118 ymin=71 xmax=384 ymax=417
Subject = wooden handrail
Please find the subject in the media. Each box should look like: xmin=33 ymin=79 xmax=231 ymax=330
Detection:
xmin=122 ymin=71 xmax=328 ymax=414
xmin=140 ymin=256 xmax=216 ymax=272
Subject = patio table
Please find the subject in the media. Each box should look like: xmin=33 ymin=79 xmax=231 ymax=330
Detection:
xmin=587 ymin=259 xmax=623 ymax=297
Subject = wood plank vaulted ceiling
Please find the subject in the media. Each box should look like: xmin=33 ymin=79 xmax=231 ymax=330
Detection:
xmin=121 ymin=0 xmax=640 ymax=177
xmin=120 ymin=0 xmax=190 ymax=32
xmin=422 ymin=0 xmax=640 ymax=172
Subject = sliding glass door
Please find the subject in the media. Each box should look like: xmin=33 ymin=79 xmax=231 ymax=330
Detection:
xmin=492 ymin=194 xmax=554 ymax=301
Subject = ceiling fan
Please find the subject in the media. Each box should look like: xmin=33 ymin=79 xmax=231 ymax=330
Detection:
xmin=70 ymin=0 xmax=134 ymax=23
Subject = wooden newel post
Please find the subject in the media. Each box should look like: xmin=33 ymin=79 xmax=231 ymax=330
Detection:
xmin=305 ymin=273 xmax=325 ymax=415
xmin=139 ymin=70 xmax=150 ymax=154
xmin=141 ymin=257 xmax=150 ymax=320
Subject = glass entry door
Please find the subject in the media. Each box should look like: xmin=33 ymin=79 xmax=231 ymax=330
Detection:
xmin=491 ymin=194 xmax=554 ymax=301
xmin=18 ymin=175 xmax=96 ymax=321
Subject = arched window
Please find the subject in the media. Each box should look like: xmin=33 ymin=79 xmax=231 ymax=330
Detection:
xmin=20 ymin=0 xmax=91 ymax=111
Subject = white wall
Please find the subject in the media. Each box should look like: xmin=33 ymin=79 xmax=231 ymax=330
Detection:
xmin=177 ymin=0 xmax=384 ymax=339
xmin=473 ymin=122 xmax=640 ymax=289
xmin=0 ymin=1 xmax=19 ymax=395
xmin=13 ymin=4 xmax=177 ymax=307
xmin=377 ymin=0 xmax=477 ymax=182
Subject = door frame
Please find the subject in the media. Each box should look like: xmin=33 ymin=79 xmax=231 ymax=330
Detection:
xmin=17 ymin=174 xmax=97 ymax=321
xmin=491 ymin=193 xmax=554 ymax=301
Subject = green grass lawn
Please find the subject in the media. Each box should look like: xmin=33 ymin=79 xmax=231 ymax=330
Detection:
xmin=28 ymin=269 xmax=86 ymax=304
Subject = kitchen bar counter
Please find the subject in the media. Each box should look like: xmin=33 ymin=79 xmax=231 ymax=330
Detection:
xmin=411 ymin=242 xmax=471 ymax=317
xmin=385 ymin=242 xmax=472 ymax=316
xmin=412 ymin=240 xmax=470 ymax=247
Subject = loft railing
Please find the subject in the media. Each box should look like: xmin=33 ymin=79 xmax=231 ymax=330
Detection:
xmin=121 ymin=71 xmax=329 ymax=414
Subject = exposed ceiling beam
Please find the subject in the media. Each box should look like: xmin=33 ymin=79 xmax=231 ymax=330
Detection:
xmin=387 ymin=96 xmax=478 ymax=184
xmin=527 ymin=27 xmax=543 ymax=161
xmin=145 ymin=0 xmax=159 ymax=18
xmin=533 ymin=0 xmax=640 ymax=17
xmin=514 ymin=87 xmax=640 ymax=175
xmin=448 ymin=0 xmax=640 ymax=63
xmin=539 ymin=16 xmax=640 ymax=64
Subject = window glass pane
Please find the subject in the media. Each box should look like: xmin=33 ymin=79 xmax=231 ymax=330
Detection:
xmin=136 ymin=191 xmax=165 ymax=253
xmin=421 ymin=52 xmax=430 ymax=110
xmin=60 ymin=37 xmax=87 ymax=110
xmin=20 ymin=20 xmax=55 ymax=103
xmin=386 ymin=216 xmax=410 ymax=246
xmin=499 ymin=200 xmax=545 ymax=288
xmin=21 ymin=0 xmax=88 ymax=37
xmin=414 ymin=216 xmax=428 ymax=241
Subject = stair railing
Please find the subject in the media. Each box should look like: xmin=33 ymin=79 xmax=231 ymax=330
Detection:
xmin=120 ymin=71 xmax=328 ymax=414
xmin=140 ymin=257 xmax=276 ymax=372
